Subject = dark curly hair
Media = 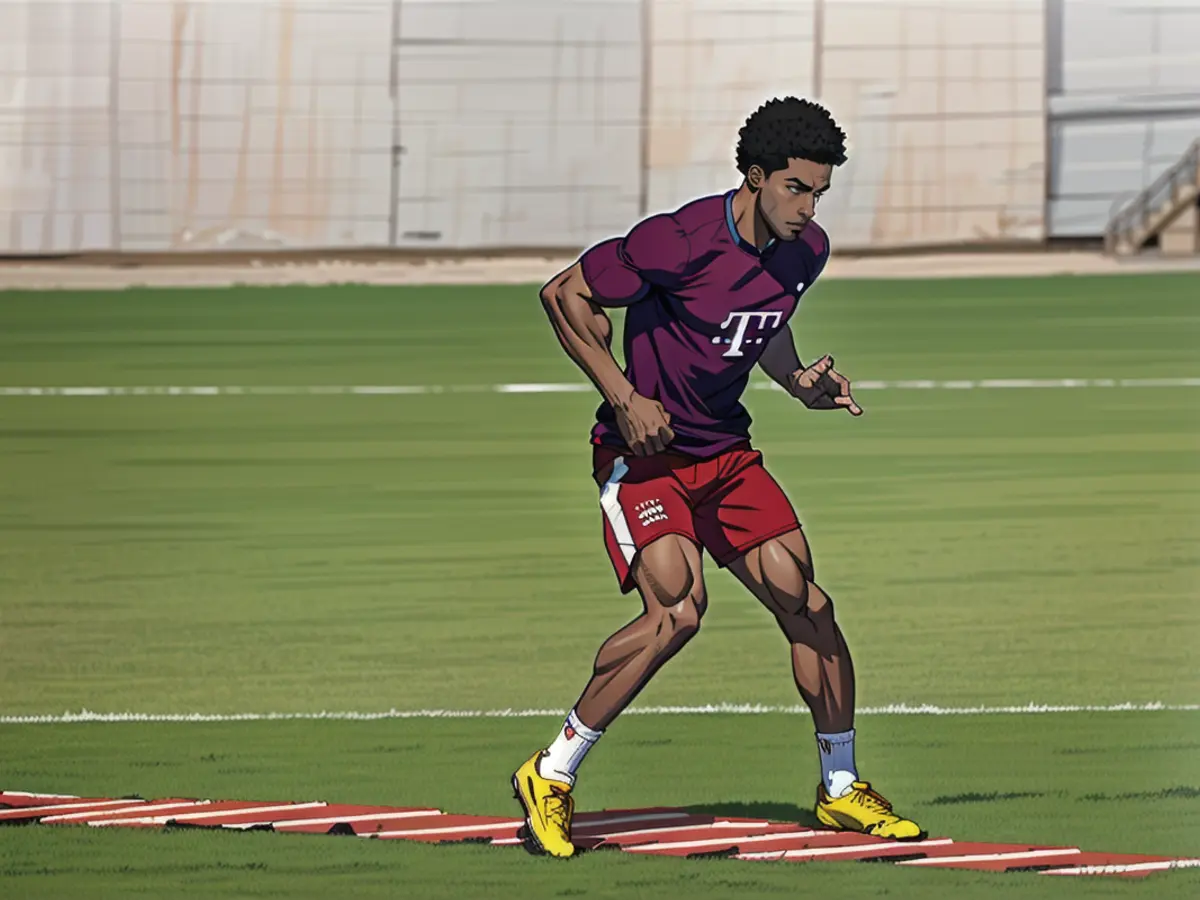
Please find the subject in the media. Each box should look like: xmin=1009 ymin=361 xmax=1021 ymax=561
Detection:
xmin=735 ymin=97 xmax=847 ymax=174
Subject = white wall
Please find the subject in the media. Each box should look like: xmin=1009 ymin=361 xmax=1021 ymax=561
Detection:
xmin=0 ymin=0 xmax=397 ymax=252
xmin=818 ymin=0 xmax=1046 ymax=246
xmin=0 ymin=1 xmax=117 ymax=252
xmin=4 ymin=0 xmax=1186 ymax=254
xmin=393 ymin=0 xmax=643 ymax=248
xmin=644 ymin=0 xmax=819 ymax=213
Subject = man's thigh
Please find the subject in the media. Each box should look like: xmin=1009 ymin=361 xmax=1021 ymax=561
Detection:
xmin=694 ymin=450 xmax=804 ymax=572
xmin=594 ymin=451 xmax=699 ymax=595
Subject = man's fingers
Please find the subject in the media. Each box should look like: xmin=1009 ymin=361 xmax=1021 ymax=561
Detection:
xmin=827 ymin=368 xmax=862 ymax=414
xmin=639 ymin=420 xmax=674 ymax=455
xmin=796 ymin=356 xmax=833 ymax=388
xmin=626 ymin=426 xmax=651 ymax=456
xmin=806 ymin=355 xmax=833 ymax=379
xmin=834 ymin=395 xmax=864 ymax=416
xmin=804 ymin=392 xmax=839 ymax=410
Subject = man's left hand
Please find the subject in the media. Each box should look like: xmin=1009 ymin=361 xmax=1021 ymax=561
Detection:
xmin=788 ymin=355 xmax=863 ymax=416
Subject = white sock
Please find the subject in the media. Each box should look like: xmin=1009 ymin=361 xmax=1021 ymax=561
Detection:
xmin=816 ymin=729 xmax=858 ymax=798
xmin=538 ymin=710 xmax=603 ymax=786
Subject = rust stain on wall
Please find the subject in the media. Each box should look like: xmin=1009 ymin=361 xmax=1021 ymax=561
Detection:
xmin=170 ymin=2 xmax=191 ymax=240
xmin=269 ymin=0 xmax=295 ymax=231
xmin=230 ymin=81 xmax=254 ymax=223
xmin=184 ymin=5 xmax=206 ymax=238
xmin=318 ymin=123 xmax=335 ymax=241
xmin=171 ymin=2 xmax=189 ymax=160
xmin=647 ymin=123 xmax=694 ymax=169
xmin=305 ymin=76 xmax=318 ymax=241
xmin=41 ymin=78 xmax=60 ymax=252
xmin=871 ymin=139 xmax=895 ymax=246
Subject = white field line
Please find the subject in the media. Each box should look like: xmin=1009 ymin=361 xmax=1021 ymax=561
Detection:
xmin=0 ymin=799 xmax=142 ymax=817
xmin=269 ymin=808 xmax=442 ymax=829
xmin=1 ymin=378 xmax=1199 ymax=399
xmin=489 ymin=820 xmax=777 ymax=849
xmin=0 ymin=791 xmax=79 ymax=799
xmin=736 ymin=838 xmax=956 ymax=861
xmin=370 ymin=809 xmax=685 ymax=840
xmin=2 ymin=702 xmax=1196 ymax=725
xmin=370 ymin=820 xmax=524 ymax=838
xmin=622 ymin=829 xmax=820 ymax=852
xmin=43 ymin=800 xmax=215 ymax=823
xmin=1042 ymin=859 xmax=1200 ymax=875
xmin=563 ymin=811 xmax=694 ymax=832
xmin=335 ymin=812 xmax=700 ymax=843
xmin=897 ymin=848 xmax=1081 ymax=866
xmin=580 ymin=820 xmax=773 ymax=841
xmin=90 ymin=801 xmax=327 ymax=827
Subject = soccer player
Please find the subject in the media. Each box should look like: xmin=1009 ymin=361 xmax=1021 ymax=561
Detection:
xmin=513 ymin=97 xmax=923 ymax=858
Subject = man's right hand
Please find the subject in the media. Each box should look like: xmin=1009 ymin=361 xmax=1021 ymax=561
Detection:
xmin=614 ymin=391 xmax=675 ymax=456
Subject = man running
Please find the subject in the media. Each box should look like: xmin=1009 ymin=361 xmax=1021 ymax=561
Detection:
xmin=513 ymin=97 xmax=923 ymax=858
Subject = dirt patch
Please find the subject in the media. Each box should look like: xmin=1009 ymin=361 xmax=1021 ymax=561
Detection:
xmin=1 ymin=251 xmax=1197 ymax=291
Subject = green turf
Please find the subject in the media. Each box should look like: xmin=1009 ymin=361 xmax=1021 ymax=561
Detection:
xmin=1 ymin=273 xmax=1198 ymax=896
xmin=2 ymin=713 xmax=1199 ymax=898
xmin=1 ymin=275 xmax=1197 ymax=713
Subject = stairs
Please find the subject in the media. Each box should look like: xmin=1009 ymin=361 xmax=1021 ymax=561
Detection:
xmin=1104 ymin=138 xmax=1200 ymax=257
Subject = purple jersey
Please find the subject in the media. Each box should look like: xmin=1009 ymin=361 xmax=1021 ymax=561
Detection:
xmin=579 ymin=190 xmax=830 ymax=458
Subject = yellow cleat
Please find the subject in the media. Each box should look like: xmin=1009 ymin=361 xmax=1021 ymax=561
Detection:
xmin=512 ymin=751 xmax=576 ymax=858
xmin=815 ymin=781 xmax=925 ymax=841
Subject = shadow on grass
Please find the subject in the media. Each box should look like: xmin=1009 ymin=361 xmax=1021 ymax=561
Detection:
xmin=1080 ymin=786 xmax=1199 ymax=802
xmin=683 ymin=801 xmax=822 ymax=828
xmin=930 ymin=791 xmax=1046 ymax=806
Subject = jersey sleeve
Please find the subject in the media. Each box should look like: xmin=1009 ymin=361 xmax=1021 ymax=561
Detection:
xmin=578 ymin=213 xmax=692 ymax=307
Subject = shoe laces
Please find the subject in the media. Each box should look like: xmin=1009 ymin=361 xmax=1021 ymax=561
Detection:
xmin=544 ymin=786 xmax=573 ymax=833
xmin=850 ymin=783 xmax=894 ymax=817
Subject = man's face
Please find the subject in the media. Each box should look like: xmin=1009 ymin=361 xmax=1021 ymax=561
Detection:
xmin=752 ymin=158 xmax=832 ymax=241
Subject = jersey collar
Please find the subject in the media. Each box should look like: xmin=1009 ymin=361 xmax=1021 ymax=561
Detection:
xmin=725 ymin=190 xmax=776 ymax=257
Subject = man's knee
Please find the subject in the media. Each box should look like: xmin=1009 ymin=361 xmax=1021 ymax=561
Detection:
xmin=759 ymin=539 xmax=816 ymax=617
xmin=774 ymin=580 xmax=837 ymax=645
xmin=635 ymin=536 xmax=707 ymax=644
xmin=658 ymin=593 xmax=705 ymax=643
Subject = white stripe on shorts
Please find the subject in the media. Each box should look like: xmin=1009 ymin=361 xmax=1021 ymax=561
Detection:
xmin=599 ymin=456 xmax=636 ymax=565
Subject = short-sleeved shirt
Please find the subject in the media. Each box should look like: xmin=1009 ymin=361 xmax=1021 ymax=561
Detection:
xmin=579 ymin=190 xmax=830 ymax=458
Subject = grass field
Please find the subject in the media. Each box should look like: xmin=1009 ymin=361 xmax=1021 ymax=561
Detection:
xmin=1 ymin=272 xmax=1198 ymax=897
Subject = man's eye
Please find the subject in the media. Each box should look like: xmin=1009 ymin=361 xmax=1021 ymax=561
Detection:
xmin=788 ymin=186 xmax=801 ymax=194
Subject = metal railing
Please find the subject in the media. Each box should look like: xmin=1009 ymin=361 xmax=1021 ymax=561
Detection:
xmin=1104 ymin=137 xmax=1200 ymax=254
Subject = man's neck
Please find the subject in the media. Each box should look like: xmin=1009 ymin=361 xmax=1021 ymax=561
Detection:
xmin=730 ymin=183 xmax=773 ymax=250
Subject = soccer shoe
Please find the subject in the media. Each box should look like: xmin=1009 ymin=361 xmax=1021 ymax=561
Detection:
xmin=815 ymin=781 xmax=925 ymax=840
xmin=512 ymin=751 xmax=576 ymax=858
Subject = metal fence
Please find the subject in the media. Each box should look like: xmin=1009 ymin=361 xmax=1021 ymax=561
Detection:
xmin=0 ymin=0 xmax=1190 ymax=255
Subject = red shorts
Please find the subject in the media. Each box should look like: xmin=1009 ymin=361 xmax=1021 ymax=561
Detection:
xmin=592 ymin=442 xmax=801 ymax=594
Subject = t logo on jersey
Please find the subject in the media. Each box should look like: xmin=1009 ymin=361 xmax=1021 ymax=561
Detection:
xmin=712 ymin=310 xmax=784 ymax=358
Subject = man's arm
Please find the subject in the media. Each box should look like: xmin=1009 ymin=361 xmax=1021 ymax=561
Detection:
xmin=758 ymin=326 xmax=863 ymax=416
xmin=540 ymin=263 xmax=676 ymax=455
xmin=758 ymin=324 xmax=805 ymax=393
xmin=539 ymin=263 xmax=635 ymax=411
xmin=539 ymin=213 xmax=692 ymax=455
